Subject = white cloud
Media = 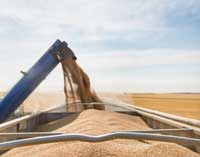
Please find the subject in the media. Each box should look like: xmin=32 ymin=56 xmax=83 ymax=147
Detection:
xmin=78 ymin=49 xmax=200 ymax=72
xmin=95 ymin=78 xmax=200 ymax=93
xmin=0 ymin=0 xmax=200 ymax=92
xmin=0 ymin=0 xmax=199 ymax=42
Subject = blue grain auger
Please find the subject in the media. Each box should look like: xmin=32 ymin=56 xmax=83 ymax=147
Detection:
xmin=0 ymin=39 xmax=76 ymax=123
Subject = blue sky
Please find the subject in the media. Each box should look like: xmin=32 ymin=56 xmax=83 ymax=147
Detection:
xmin=0 ymin=0 xmax=200 ymax=93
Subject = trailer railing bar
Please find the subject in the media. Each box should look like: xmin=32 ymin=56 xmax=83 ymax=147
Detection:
xmin=0 ymin=132 xmax=63 ymax=138
xmin=0 ymin=132 xmax=199 ymax=151
xmin=112 ymin=128 xmax=193 ymax=134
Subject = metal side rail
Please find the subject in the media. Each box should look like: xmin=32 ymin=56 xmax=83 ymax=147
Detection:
xmin=0 ymin=129 xmax=192 ymax=139
xmin=113 ymin=128 xmax=193 ymax=134
xmin=0 ymin=132 xmax=199 ymax=151
xmin=0 ymin=132 xmax=63 ymax=138
xmin=102 ymin=98 xmax=200 ymax=128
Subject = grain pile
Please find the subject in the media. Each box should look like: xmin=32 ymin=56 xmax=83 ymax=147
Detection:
xmin=1 ymin=109 xmax=199 ymax=157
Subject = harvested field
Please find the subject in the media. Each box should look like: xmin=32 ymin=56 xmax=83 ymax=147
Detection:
xmin=119 ymin=93 xmax=200 ymax=120
xmin=3 ymin=92 xmax=199 ymax=120
xmin=1 ymin=109 xmax=199 ymax=157
xmin=21 ymin=92 xmax=65 ymax=113
xmin=0 ymin=92 xmax=5 ymax=98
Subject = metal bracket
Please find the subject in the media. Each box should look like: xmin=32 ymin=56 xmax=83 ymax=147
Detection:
xmin=52 ymin=41 xmax=77 ymax=62
xmin=20 ymin=71 xmax=28 ymax=76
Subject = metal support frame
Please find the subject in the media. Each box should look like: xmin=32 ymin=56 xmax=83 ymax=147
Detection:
xmin=0 ymin=132 xmax=199 ymax=151
xmin=113 ymin=128 xmax=193 ymax=134
xmin=0 ymin=129 xmax=193 ymax=139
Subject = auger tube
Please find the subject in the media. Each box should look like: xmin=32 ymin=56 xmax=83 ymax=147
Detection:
xmin=0 ymin=39 xmax=75 ymax=123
